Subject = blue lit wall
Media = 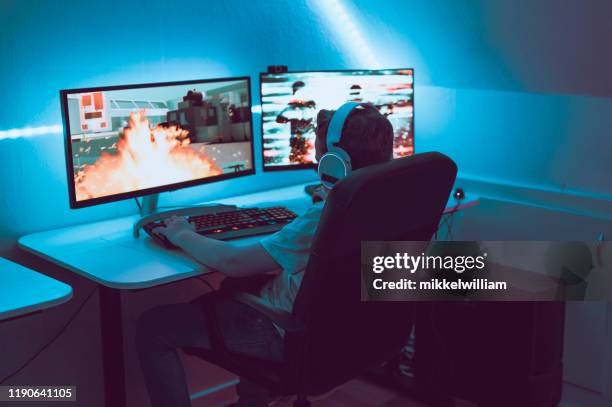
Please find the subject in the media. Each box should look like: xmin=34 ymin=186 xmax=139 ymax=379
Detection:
xmin=348 ymin=0 xmax=612 ymax=198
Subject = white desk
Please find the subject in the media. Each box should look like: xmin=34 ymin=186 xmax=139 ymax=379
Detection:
xmin=18 ymin=182 xmax=478 ymax=407
xmin=18 ymin=183 xmax=315 ymax=290
xmin=0 ymin=258 xmax=73 ymax=321
xmin=18 ymin=183 xmax=477 ymax=290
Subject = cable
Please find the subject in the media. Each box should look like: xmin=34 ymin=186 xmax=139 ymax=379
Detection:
xmin=443 ymin=211 xmax=456 ymax=240
xmin=440 ymin=203 xmax=461 ymax=240
xmin=134 ymin=198 xmax=142 ymax=212
xmin=197 ymin=276 xmax=215 ymax=292
xmin=0 ymin=286 xmax=98 ymax=384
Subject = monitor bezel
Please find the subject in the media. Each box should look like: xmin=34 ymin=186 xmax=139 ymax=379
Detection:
xmin=258 ymin=67 xmax=415 ymax=172
xmin=60 ymin=76 xmax=255 ymax=209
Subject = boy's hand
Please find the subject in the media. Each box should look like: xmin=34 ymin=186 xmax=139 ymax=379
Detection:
xmin=311 ymin=184 xmax=328 ymax=203
xmin=156 ymin=216 xmax=196 ymax=247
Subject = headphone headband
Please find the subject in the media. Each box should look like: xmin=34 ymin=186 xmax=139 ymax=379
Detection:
xmin=326 ymin=102 xmax=372 ymax=148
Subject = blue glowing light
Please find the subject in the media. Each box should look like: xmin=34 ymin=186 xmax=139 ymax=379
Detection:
xmin=2 ymin=0 xmax=375 ymax=140
xmin=308 ymin=0 xmax=381 ymax=68
xmin=0 ymin=125 xmax=62 ymax=140
xmin=0 ymin=107 xmax=262 ymax=141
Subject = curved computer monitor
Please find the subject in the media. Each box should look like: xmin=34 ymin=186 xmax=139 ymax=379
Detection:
xmin=61 ymin=77 xmax=254 ymax=208
xmin=260 ymin=68 xmax=414 ymax=171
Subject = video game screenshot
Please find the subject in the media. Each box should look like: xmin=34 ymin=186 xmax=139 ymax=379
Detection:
xmin=64 ymin=79 xmax=253 ymax=202
xmin=260 ymin=69 xmax=414 ymax=168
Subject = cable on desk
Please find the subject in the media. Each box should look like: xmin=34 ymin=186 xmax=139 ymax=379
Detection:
xmin=134 ymin=197 xmax=142 ymax=212
xmin=0 ymin=286 xmax=98 ymax=384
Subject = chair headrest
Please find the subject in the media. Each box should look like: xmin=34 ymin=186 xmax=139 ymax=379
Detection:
xmin=327 ymin=151 xmax=457 ymax=210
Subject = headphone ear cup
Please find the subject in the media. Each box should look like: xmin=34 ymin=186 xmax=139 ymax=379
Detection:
xmin=320 ymin=101 xmax=366 ymax=188
xmin=317 ymin=147 xmax=352 ymax=188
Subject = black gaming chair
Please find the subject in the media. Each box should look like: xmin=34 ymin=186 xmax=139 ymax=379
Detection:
xmin=184 ymin=152 xmax=457 ymax=406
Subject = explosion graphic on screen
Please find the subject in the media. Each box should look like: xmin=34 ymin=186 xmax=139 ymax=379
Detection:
xmin=74 ymin=110 xmax=221 ymax=201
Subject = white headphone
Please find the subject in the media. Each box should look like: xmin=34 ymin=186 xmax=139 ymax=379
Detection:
xmin=317 ymin=102 xmax=374 ymax=188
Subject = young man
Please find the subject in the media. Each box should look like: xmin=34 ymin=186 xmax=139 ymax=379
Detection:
xmin=136 ymin=105 xmax=394 ymax=407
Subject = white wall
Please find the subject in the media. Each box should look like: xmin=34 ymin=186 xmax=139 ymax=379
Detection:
xmin=417 ymin=85 xmax=612 ymax=199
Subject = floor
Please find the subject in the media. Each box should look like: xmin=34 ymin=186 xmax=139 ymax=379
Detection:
xmin=192 ymin=378 xmax=429 ymax=407
xmin=190 ymin=378 xmax=607 ymax=407
xmin=272 ymin=379 xmax=428 ymax=407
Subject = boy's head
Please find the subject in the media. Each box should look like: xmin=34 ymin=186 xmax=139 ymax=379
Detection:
xmin=315 ymin=106 xmax=393 ymax=170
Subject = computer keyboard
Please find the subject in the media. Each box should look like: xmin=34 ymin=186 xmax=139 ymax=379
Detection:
xmin=143 ymin=206 xmax=298 ymax=248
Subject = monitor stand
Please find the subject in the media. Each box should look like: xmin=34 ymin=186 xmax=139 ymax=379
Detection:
xmin=140 ymin=194 xmax=159 ymax=216
xmin=132 ymin=193 xmax=237 ymax=238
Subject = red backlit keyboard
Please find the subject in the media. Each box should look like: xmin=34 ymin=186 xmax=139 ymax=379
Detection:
xmin=143 ymin=206 xmax=298 ymax=248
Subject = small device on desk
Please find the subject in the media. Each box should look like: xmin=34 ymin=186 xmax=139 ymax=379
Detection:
xmin=142 ymin=206 xmax=298 ymax=248
xmin=304 ymin=183 xmax=325 ymax=203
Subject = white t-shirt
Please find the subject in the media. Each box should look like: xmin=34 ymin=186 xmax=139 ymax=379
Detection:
xmin=259 ymin=202 xmax=324 ymax=314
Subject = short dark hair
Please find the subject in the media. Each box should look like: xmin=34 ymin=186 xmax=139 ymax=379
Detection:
xmin=316 ymin=106 xmax=393 ymax=170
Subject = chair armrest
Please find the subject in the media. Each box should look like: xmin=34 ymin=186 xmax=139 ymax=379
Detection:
xmin=229 ymin=292 xmax=307 ymax=333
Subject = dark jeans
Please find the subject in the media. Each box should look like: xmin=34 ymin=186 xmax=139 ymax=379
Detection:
xmin=136 ymin=276 xmax=283 ymax=407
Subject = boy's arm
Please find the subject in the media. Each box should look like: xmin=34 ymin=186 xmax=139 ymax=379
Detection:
xmin=156 ymin=216 xmax=280 ymax=277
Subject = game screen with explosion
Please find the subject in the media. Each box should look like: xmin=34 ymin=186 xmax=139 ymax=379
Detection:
xmin=260 ymin=69 xmax=414 ymax=169
xmin=63 ymin=78 xmax=253 ymax=205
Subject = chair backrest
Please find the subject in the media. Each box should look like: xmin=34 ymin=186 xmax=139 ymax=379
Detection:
xmin=288 ymin=152 xmax=457 ymax=393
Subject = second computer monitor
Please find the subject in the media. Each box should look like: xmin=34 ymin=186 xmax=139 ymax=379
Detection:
xmin=260 ymin=68 xmax=414 ymax=170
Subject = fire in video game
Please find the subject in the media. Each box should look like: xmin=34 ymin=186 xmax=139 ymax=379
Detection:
xmin=74 ymin=111 xmax=221 ymax=201
xmin=66 ymin=79 xmax=253 ymax=202
xmin=261 ymin=69 xmax=414 ymax=167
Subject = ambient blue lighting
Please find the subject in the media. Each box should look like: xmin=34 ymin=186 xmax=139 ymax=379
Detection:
xmin=309 ymin=0 xmax=380 ymax=68
xmin=0 ymin=106 xmax=262 ymax=141
xmin=0 ymin=125 xmax=62 ymax=140
xmin=2 ymin=0 xmax=376 ymax=141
